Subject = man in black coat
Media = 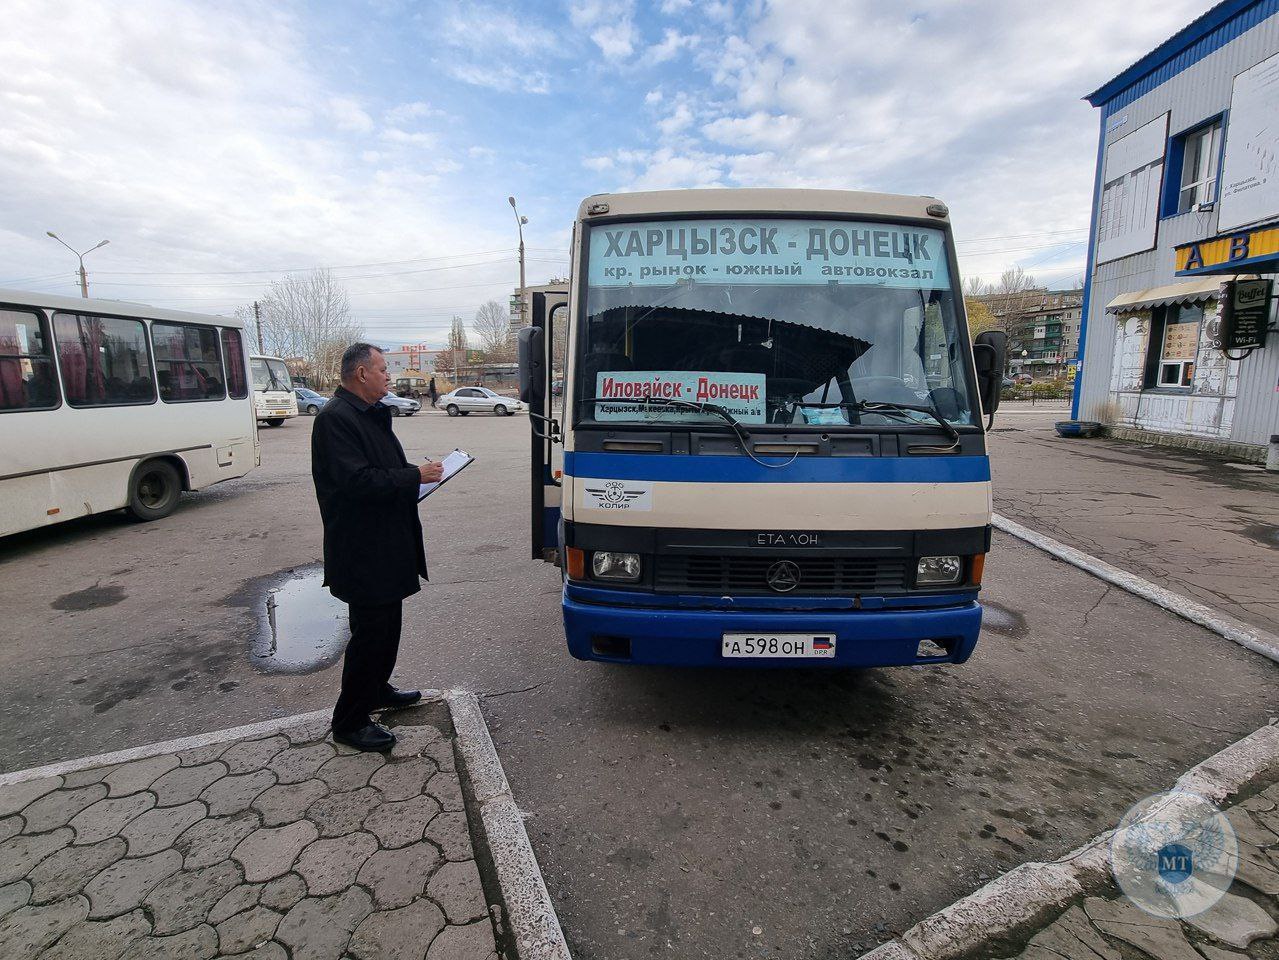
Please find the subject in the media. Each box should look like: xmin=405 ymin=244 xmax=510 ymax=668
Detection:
xmin=311 ymin=343 xmax=443 ymax=751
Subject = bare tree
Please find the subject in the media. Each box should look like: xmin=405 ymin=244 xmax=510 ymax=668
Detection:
xmin=473 ymin=300 xmax=512 ymax=359
xmin=236 ymin=270 xmax=362 ymax=387
xmin=963 ymin=275 xmax=992 ymax=297
xmin=436 ymin=316 xmax=470 ymax=380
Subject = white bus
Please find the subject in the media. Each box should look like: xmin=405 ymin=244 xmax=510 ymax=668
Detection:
xmin=249 ymin=354 xmax=298 ymax=426
xmin=517 ymin=189 xmax=1008 ymax=668
xmin=0 ymin=288 xmax=260 ymax=537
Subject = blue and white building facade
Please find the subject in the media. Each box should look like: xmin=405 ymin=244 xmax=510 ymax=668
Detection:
xmin=1075 ymin=0 xmax=1279 ymax=456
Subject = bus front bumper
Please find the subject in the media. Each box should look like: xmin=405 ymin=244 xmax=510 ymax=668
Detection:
xmin=562 ymin=589 xmax=982 ymax=667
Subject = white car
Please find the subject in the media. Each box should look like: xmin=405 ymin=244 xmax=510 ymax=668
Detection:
xmin=439 ymin=387 xmax=525 ymax=417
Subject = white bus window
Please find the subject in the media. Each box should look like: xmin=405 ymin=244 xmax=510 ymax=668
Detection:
xmin=220 ymin=328 xmax=248 ymax=399
xmin=0 ymin=307 xmax=59 ymax=412
xmin=153 ymin=323 xmax=226 ymax=402
xmin=251 ymin=357 xmax=292 ymax=392
xmin=53 ymin=312 xmax=156 ymax=407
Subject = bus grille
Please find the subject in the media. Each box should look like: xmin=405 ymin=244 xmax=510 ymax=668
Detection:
xmin=654 ymin=555 xmax=910 ymax=594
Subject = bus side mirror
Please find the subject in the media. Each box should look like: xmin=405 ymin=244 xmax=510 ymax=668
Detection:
xmin=517 ymin=326 xmax=545 ymax=406
xmin=972 ymin=330 xmax=1007 ymax=418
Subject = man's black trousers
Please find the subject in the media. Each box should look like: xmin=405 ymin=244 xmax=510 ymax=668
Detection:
xmin=332 ymin=600 xmax=402 ymax=733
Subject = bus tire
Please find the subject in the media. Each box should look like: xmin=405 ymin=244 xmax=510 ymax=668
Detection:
xmin=446 ymin=404 xmax=460 ymax=417
xmin=126 ymin=460 xmax=182 ymax=522
xmin=494 ymin=404 xmax=508 ymax=416
xmin=265 ymin=418 xmax=285 ymax=427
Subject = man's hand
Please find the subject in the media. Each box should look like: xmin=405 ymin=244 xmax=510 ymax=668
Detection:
xmin=419 ymin=461 xmax=444 ymax=484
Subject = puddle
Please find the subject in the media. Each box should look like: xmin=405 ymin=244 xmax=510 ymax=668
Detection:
xmin=51 ymin=583 xmax=127 ymax=611
xmin=251 ymin=566 xmax=348 ymax=674
xmin=982 ymin=601 xmax=1028 ymax=637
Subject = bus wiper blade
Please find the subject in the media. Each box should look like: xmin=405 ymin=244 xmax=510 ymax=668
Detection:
xmin=583 ymin=396 xmax=750 ymax=437
xmin=857 ymin=400 xmax=961 ymax=450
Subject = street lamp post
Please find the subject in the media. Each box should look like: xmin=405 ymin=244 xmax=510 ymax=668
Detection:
xmin=46 ymin=232 xmax=109 ymax=298
xmin=507 ymin=196 xmax=528 ymax=325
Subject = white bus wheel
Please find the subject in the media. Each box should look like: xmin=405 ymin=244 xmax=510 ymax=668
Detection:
xmin=126 ymin=460 xmax=182 ymax=522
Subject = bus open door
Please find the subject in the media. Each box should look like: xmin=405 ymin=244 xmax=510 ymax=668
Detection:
xmin=517 ymin=289 xmax=568 ymax=563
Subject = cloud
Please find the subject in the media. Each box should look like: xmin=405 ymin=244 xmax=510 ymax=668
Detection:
xmin=571 ymin=0 xmax=638 ymax=60
xmin=384 ymin=101 xmax=443 ymax=124
xmin=619 ymin=0 xmax=1211 ymax=281
xmin=435 ymin=2 xmax=558 ymax=92
xmin=329 ymin=97 xmax=374 ymax=132
xmin=650 ymin=28 xmax=700 ymax=63
xmin=0 ymin=0 xmax=526 ymax=338
xmin=657 ymin=97 xmax=696 ymax=138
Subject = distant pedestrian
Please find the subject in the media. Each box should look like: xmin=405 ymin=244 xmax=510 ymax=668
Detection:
xmin=311 ymin=343 xmax=444 ymax=752
xmin=428 ymin=377 xmax=438 ymax=408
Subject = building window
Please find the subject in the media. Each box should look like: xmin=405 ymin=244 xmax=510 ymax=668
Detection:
xmin=1144 ymin=303 xmax=1202 ymax=388
xmin=53 ymin=313 xmax=156 ymax=407
xmin=1163 ymin=119 xmax=1223 ymax=216
xmin=0 ymin=307 xmax=59 ymax=411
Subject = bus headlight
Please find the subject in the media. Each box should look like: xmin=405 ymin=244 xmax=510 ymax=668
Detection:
xmin=917 ymin=556 xmax=962 ymax=585
xmin=592 ymin=552 xmax=642 ymax=581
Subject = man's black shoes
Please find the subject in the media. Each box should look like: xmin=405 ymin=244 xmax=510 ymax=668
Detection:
xmin=375 ymin=686 xmax=423 ymax=711
xmin=333 ymin=722 xmax=396 ymax=752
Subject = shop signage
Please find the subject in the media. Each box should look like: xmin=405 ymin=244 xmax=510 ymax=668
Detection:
xmin=1218 ymin=278 xmax=1271 ymax=351
xmin=1163 ymin=321 xmax=1200 ymax=361
xmin=1176 ymin=223 xmax=1279 ymax=275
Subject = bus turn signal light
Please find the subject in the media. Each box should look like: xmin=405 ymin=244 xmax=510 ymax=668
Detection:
xmin=971 ymin=553 xmax=986 ymax=586
xmin=566 ymin=547 xmax=586 ymax=581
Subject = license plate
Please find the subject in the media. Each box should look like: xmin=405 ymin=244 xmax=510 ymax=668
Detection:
xmin=721 ymin=633 xmax=836 ymax=659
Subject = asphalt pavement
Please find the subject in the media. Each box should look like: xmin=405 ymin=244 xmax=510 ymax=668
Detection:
xmin=1 ymin=408 xmax=1275 ymax=959
xmin=988 ymin=403 xmax=1279 ymax=635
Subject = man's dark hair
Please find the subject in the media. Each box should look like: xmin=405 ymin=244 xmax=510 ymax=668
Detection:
xmin=340 ymin=342 xmax=382 ymax=380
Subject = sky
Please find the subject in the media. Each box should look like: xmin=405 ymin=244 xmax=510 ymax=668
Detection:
xmin=1 ymin=0 xmax=1214 ymax=348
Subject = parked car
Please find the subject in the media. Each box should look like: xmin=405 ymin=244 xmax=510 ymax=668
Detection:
xmin=438 ymin=386 xmax=525 ymax=417
xmin=380 ymin=393 xmax=420 ymax=416
xmin=294 ymin=387 xmax=328 ymax=415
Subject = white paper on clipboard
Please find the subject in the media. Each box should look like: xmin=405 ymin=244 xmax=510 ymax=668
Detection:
xmin=418 ymin=449 xmax=474 ymax=501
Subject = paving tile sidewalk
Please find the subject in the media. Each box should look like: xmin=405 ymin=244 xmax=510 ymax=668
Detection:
xmin=863 ymin=768 xmax=1279 ymax=960
xmin=0 ymin=703 xmax=499 ymax=960
xmin=1007 ymin=779 xmax=1279 ymax=960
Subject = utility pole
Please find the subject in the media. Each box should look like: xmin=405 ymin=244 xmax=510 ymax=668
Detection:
xmin=46 ymin=233 xmax=109 ymax=298
xmin=508 ymin=197 xmax=528 ymax=325
xmin=253 ymin=301 xmax=264 ymax=353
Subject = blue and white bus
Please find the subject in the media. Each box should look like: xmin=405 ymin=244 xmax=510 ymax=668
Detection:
xmin=519 ymin=189 xmax=1006 ymax=667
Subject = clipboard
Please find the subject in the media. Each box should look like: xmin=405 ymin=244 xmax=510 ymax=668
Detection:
xmin=418 ymin=448 xmax=475 ymax=501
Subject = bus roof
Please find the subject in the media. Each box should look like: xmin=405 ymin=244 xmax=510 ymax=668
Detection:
xmin=576 ymin=188 xmax=950 ymax=224
xmin=0 ymin=287 xmax=245 ymax=329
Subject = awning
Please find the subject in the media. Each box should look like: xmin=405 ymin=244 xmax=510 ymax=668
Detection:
xmin=1105 ymin=277 xmax=1223 ymax=314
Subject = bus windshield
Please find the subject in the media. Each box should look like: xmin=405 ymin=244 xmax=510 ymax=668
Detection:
xmin=576 ymin=217 xmax=977 ymax=429
xmin=251 ymin=358 xmax=292 ymax=393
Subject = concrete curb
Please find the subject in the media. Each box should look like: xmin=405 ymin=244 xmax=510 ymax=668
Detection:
xmin=859 ymin=721 xmax=1279 ymax=960
xmin=992 ymin=513 xmax=1279 ymax=665
xmin=447 ymin=690 xmax=571 ymax=960
xmin=0 ymin=692 xmax=571 ymax=960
